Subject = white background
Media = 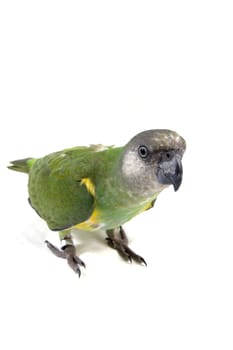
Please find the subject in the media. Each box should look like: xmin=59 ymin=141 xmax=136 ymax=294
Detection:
xmin=1 ymin=1 xmax=233 ymax=349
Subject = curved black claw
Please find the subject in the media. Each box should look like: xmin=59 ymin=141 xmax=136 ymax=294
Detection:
xmin=45 ymin=240 xmax=85 ymax=276
xmin=106 ymin=238 xmax=147 ymax=266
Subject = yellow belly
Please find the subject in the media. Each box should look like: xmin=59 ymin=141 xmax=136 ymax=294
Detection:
xmin=74 ymin=208 xmax=103 ymax=231
xmin=73 ymin=200 xmax=154 ymax=232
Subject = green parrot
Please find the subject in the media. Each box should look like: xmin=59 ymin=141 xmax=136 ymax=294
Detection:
xmin=8 ymin=129 xmax=186 ymax=275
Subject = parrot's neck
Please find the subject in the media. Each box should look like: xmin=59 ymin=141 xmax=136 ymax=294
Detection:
xmin=93 ymin=148 xmax=165 ymax=230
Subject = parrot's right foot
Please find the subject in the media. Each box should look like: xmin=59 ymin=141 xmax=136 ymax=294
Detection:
xmin=45 ymin=240 xmax=85 ymax=276
xmin=106 ymin=227 xmax=147 ymax=266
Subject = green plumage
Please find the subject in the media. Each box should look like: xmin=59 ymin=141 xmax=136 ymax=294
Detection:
xmin=9 ymin=146 xmax=134 ymax=231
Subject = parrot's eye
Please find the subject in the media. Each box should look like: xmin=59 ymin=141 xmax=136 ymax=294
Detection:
xmin=138 ymin=145 xmax=149 ymax=159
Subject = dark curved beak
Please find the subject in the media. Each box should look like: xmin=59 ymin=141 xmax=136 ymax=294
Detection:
xmin=157 ymin=154 xmax=183 ymax=191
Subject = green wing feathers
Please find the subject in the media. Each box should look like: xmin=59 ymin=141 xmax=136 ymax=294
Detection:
xmin=7 ymin=145 xmax=121 ymax=231
xmin=8 ymin=158 xmax=36 ymax=174
xmin=27 ymin=149 xmax=96 ymax=231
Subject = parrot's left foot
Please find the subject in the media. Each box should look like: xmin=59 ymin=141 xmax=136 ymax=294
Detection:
xmin=45 ymin=240 xmax=85 ymax=276
xmin=106 ymin=227 xmax=147 ymax=266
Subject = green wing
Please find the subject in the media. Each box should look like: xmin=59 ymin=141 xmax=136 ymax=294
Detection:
xmin=28 ymin=146 xmax=99 ymax=231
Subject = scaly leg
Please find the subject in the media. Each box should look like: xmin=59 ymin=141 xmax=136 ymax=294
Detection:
xmin=45 ymin=230 xmax=85 ymax=276
xmin=106 ymin=226 xmax=147 ymax=266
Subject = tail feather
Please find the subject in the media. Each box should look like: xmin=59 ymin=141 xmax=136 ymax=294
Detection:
xmin=8 ymin=157 xmax=36 ymax=174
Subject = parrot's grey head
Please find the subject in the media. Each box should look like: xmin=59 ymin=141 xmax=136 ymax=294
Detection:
xmin=120 ymin=129 xmax=186 ymax=198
